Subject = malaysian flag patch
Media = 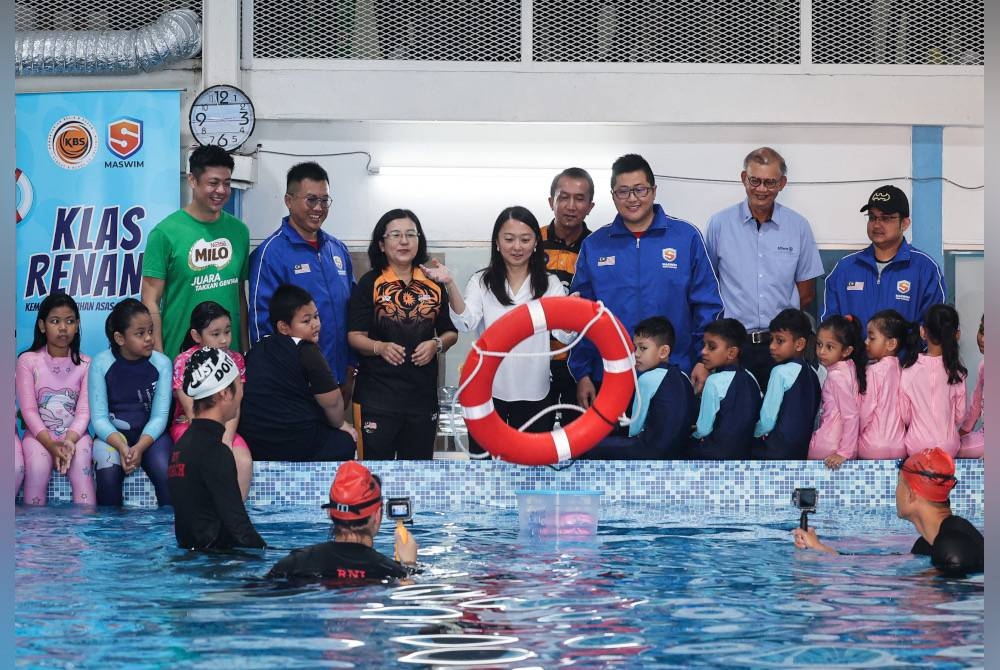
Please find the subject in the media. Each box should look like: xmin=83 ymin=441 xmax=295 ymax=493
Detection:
xmin=847 ymin=281 xmax=864 ymax=291
xmin=597 ymin=256 xmax=616 ymax=267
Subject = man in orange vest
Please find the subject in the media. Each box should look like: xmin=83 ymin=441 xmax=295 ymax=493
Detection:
xmin=541 ymin=167 xmax=596 ymax=424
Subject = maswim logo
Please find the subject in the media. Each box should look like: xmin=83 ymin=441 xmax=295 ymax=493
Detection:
xmin=48 ymin=116 xmax=98 ymax=170
xmin=106 ymin=117 xmax=144 ymax=165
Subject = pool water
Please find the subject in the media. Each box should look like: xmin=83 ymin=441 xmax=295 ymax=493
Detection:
xmin=16 ymin=505 xmax=984 ymax=669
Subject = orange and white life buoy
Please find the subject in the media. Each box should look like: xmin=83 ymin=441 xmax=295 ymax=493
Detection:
xmin=458 ymin=295 xmax=634 ymax=465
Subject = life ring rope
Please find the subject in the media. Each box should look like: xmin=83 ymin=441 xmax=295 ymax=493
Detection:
xmin=448 ymin=298 xmax=640 ymax=463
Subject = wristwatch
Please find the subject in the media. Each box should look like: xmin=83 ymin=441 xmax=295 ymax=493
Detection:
xmin=433 ymin=336 xmax=444 ymax=353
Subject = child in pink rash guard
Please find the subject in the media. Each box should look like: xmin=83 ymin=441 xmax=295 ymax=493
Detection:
xmin=15 ymin=293 xmax=95 ymax=505
xmin=957 ymin=314 xmax=984 ymax=459
xmin=900 ymin=304 xmax=967 ymax=457
xmin=858 ymin=310 xmax=908 ymax=460
xmin=809 ymin=314 xmax=867 ymax=469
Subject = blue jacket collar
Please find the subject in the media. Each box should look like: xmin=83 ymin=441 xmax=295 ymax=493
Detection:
xmin=859 ymin=238 xmax=912 ymax=268
xmin=609 ymin=204 xmax=669 ymax=237
xmin=280 ymin=216 xmax=329 ymax=247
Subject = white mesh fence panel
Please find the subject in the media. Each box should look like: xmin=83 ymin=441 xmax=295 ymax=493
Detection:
xmin=812 ymin=0 xmax=983 ymax=65
xmin=249 ymin=0 xmax=521 ymax=61
xmin=532 ymin=0 xmax=800 ymax=63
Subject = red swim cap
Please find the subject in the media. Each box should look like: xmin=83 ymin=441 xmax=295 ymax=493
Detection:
xmin=321 ymin=462 xmax=383 ymax=521
xmin=898 ymin=448 xmax=957 ymax=503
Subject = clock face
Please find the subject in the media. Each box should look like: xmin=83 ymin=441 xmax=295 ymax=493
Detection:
xmin=189 ymin=85 xmax=255 ymax=151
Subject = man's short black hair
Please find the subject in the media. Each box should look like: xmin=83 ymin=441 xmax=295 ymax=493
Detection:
xmin=189 ymin=145 xmax=234 ymax=178
xmin=268 ymin=284 xmax=315 ymax=330
xmin=192 ymin=378 xmax=238 ymax=414
xmin=704 ymin=318 xmax=747 ymax=351
xmin=634 ymin=316 xmax=675 ymax=349
xmin=610 ymin=154 xmax=655 ymax=189
xmin=550 ymin=167 xmax=595 ymax=201
xmin=287 ymin=161 xmax=329 ymax=192
xmin=768 ymin=308 xmax=812 ymax=341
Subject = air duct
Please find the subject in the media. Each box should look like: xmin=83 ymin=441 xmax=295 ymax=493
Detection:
xmin=15 ymin=8 xmax=202 ymax=76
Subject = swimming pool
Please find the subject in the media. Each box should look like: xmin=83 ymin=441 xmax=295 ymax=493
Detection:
xmin=16 ymin=504 xmax=983 ymax=669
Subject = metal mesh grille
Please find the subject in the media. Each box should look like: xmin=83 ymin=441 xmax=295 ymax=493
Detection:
xmin=812 ymin=0 xmax=984 ymax=65
xmin=15 ymin=0 xmax=202 ymax=31
xmin=533 ymin=0 xmax=799 ymax=63
xmin=250 ymin=1 xmax=521 ymax=61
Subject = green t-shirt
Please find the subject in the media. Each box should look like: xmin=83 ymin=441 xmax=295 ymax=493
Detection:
xmin=143 ymin=209 xmax=250 ymax=357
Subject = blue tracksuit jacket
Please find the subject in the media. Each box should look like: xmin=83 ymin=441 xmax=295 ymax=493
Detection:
xmin=249 ymin=217 xmax=356 ymax=384
xmin=569 ymin=204 xmax=723 ymax=378
xmin=821 ymin=239 xmax=946 ymax=327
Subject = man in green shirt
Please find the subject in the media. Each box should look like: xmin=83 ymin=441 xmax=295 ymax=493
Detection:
xmin=142 ymin=145 xmax=251 ymax=357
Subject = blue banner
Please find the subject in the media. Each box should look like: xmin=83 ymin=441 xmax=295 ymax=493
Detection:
xmin=15 ymin=90 xmax=180 ymax=358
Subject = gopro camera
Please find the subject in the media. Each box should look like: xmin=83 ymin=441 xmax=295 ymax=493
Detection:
xmin=792 ymin=487 xmax=817 ymax=512
xmin=386 ymin=497 xmax=413 ymax=523
xmin=792 ymin=487 xmax=817 ymax=531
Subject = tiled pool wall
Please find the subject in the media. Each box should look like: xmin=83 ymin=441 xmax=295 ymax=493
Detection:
xmin=36 ymin=459 xmax=984 ymax=513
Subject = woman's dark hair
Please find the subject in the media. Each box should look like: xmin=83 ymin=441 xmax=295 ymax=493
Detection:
xmin=180 ymin=301 xmax=232 ymax=353
xmin=867 ymin=309 xmax=911 ymax=359
xmin=104 ymin=298 xmax=149 ymax=354
xmin=24 ymin=292 xmax=83 ymax=365
xmin=816 ymin=313 xmax=867 ymax=393
xmin=366 ymin=208 xmax=429 ymax=272
xmin=481 ymin=206 xmax=550 ymax=306
xmin=905 ymin=303 xmax=966 ymax=384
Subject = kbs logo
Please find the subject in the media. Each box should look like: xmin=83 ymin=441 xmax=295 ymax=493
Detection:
xmin=896 ymin=280 xmax=911 ymax=294
xmin=107 ymin=117 xmax=143 ymax=160
xmin=47 ymin=116 xmax=98 ymax=169
xmin=188 ymin=238 xmax=233 ymax=271
xmin=15 ymin=168 xmax=33 ymax=223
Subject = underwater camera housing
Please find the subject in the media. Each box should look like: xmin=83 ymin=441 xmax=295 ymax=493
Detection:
xmin=386 ymin=497 xmax=413 ymax=523
xmin=792 ymin=487 xmax=817 ymax=531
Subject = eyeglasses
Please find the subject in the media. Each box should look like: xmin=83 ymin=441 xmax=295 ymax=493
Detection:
xmin=289 ymin=194 xmax=333 ymax=209
xmin=866 ymin=213 xmax=900 ymax=224
xmin=745 ymin=176 xmax=782 ymax=190
xmin=612 ymin=185 xmax=653 ymax=200
xmin=384 ymin=230 xmax=420 ymax=241
xmin=895 ymin=459 xmax=957 ymax=482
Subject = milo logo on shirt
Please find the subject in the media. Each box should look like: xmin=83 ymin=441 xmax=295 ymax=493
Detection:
xmin=188 ymin=238 xmax=233 ymax=272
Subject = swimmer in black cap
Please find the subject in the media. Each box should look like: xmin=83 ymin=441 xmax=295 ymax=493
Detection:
xmin=168 ymin=347 xmax=266 ymax=550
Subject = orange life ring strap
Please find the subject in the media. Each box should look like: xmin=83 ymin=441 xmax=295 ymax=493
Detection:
xmin=458 ymin=296 xmax=634 ymax=465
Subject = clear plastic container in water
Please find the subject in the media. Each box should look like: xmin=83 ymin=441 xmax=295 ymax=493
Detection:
xmin=515 ymin=489 xmax=601 ymax=539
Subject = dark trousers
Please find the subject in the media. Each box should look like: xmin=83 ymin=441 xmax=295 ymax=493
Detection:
xmin=468 ymin=397 xmax=556 ymax=455
xmin=358 ymin=406 xmax=437 ymax=460
xmin=547 ymin=359 xmax=583 ymax=426
xmin=742 ymin=334 xmax=775 ymax=393
xmin=95 ymin=433 xmax=172 ymax=507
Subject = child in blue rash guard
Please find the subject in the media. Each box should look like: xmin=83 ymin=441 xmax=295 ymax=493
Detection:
xmin=580 ymin=317 xmax=695 ymax=460
xmin=689 ymin=318 xmax=762 ymax=460
xmin=89 ymin=299 xmax=173 ymax=507
xmin=752 ymin=309 xmax=821 ymax=459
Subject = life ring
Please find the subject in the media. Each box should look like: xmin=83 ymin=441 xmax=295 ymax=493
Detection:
xmin=458 ymin=295 xmax=634 ymax=465
xmin=15 ymin=167 xmax=33 ymax=223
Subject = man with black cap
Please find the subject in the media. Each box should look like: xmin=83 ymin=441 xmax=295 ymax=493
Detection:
xmin=793 ymin=447 xmax=983 ymax=575
xmin=168 ymin=347 xmax=266 ymax=550
xmin=267 ymin=461 xmax=418 ymax=581
xmin=822 ymin=185 xmax=946 ymax=328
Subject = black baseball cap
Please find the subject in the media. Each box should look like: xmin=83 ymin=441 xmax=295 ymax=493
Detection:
xmin=860 ymin=185 xmax=909 ymax=217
